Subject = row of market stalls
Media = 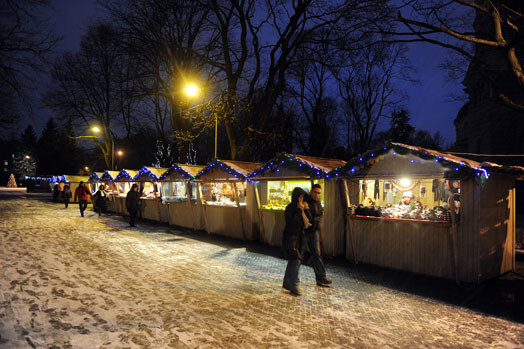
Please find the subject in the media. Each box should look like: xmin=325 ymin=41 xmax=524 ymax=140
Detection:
xmin=50 ymin=142 xmax=523 ymax=284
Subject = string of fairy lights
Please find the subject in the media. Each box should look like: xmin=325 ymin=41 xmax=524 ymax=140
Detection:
xmin=28 ymin=143 xmax=515 ymax=185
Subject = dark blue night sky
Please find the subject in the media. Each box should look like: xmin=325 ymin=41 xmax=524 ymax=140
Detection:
xmin=34 ymin=0 xmax=464 ymax=146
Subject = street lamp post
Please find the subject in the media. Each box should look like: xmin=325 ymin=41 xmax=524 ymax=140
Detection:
xmin=183 ymin=82 xmax=217 ymax=159
xmin=91 ymin=127 xmax=115 ymax=170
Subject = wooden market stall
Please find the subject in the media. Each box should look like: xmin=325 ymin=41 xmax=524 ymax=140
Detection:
xmin=247 ymin=153 xmax=346 ymax=256
xmin=331 ymin=142 xmax=523 ymax=283
xmin=133 ymin=166 xmax=169 ymax=223
xmin=98 ymin=170 xmax=121 ymax=213
xmin=88 ymin=172 xmax=105 ymax=193
xmin=107 ymin=169 xmax=139 ymax=214
xmin=63 ymin=175 xmax=91 ymax=202
xmin=196 ymin=160 xmax=262 ymax=240
xmin=157 ymin=164 xmax=205 ymax=230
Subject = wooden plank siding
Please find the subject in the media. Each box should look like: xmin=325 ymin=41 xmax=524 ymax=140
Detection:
xmin=346 ymin=217 xmax=454 ymax=279
xmin=456 ymin=178 xmax=480 ymax=283
xmin=479 ymin=174 xmax=515 ymax=282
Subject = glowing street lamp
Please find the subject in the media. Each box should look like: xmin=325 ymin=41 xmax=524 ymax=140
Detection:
xmin=91 ymin=126 xmax=101 ymax=133
xmin=184 ymin=83 xmax=200 ymax=98
xmin=117 ymin=150 xmax=124 ymax=156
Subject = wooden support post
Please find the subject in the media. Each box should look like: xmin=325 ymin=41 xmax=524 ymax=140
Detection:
xmin=233 ymin=181 xmax=246 ymax=241
xmin=511 ymin=187 xmax=516 ymax=271
xmin=311 ymin=179 xmax=325 ymax=254
xmin=155 ymin=197 xmax=162 ymax=222
xmin=186 ymin=181 xmax=197 ymax=231
xmin=450 ymin=198 xmax=460 ymax=285
xmin=345 ymin=180 xmax=358 ymax=264
xmin=254 ymin=183 xmax=267 ymax=243
xmin=198 ymin=183 xmax=210 ymax=233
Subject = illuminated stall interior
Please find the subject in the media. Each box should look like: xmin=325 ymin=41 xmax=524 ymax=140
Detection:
xmin=99 ymin=170 xmax=120 ymax=194
xmin=158 ymin=164 xmax=204 ymax=202
xmin=196 ymin=160 xmax=262 ymax=207
xmin=133 ymin=166 xmax=169 ymax=199
xmin=248 ymin=153 xmax=346 ymax=210
xmin=331 ymin=143 xmax=470 ymax=222
xmin=113 ymin=169 xmax=139 ymax=197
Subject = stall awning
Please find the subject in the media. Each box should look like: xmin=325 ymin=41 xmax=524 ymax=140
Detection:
xmin=99 ymin=170 xmax=120 ymax=182
xmin=159 ymin=164 xmax=205 ymax=181
xmin=196 ymin=159 xmax=263 ymax=180
xmin=133 ymin=166 xmax=169 ymax=182
xmin=114 ymin=169 xmax=139 ymax=182
xmin=248 ymin=153 xmax=346 ymax=179
xmin=330 ymin=142 xmax=524 ymax=180
xmin=88 ymin=172 xmax=104 ymax=182
xmin=62 ymin=175 xmax=90 ymax=183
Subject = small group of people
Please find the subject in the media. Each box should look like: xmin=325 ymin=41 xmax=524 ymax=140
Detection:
xmin=61 ymin=181 xmax=110 ymax=217
xmin=282 ymin=184 xmax=332 ymax=296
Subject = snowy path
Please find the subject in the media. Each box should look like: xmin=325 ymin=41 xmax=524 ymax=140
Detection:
xmin=0 ymin=194 xmax=523 ymax=348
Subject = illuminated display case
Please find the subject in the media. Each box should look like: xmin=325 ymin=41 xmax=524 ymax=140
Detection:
xmin=161 ymin=181 xmax=197 ymax=202
xmin=201 ymin=182 xmax=246 ymax=207
xmin=140 ymin=182 xmax=160 ymax=199
xmin=261 ymin=180 xmax=324 ymax=210
xmin=354 ymin=178 xmax=459 ymax=222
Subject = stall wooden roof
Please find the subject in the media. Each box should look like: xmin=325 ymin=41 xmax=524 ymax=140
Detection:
xmin=100 ymin=171 xmax=120 ymax=181
xmin=248 ymin=153 xmax=346 ymax=179
xmin=62 ymin=175 xmax=90 ymax=183
xmin=114 ymin=169 xmax=139 ymax=182
xmin=133 ymin=166 xmax=169 ymax=182
xmin=330 ymin=142 xmax=524 ymax=180
xmin=88 ymin=172 xmax=104 ymax=182
xmin=196 ymin=159 xmax=263 ymax=180
xmin=159 ymin=164 xmax=205 ymax=180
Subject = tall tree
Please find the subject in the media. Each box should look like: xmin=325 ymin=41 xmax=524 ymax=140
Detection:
xmin=388 ymin=109 xmax=415 ymax=143
xmin=378 ymin=0 xmax=524 ymax=113
xmin=0 ymin=0 xmax=58 ymax=126
xmin=47 ymin=24 xmax=136 ymax=168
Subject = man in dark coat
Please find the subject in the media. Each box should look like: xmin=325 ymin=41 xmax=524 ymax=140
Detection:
xmin=305 ymin=184 xmax=332 ymax=286
xmin=282 ymin=187 xmax=312 ymax=296
xmin=126 ymin=184 xmax=140 ymax=227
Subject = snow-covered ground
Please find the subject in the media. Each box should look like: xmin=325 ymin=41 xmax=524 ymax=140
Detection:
xmin=0 ymin=191 xmax=523 ymax=348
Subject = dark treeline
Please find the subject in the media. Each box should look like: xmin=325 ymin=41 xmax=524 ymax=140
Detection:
xmin=5 ymin=1 xmax=523 ymax=174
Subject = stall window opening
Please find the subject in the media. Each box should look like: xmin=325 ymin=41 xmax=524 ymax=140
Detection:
xmin=161 ymin=182 xmax=197 ymax=202
xmin=353 ymin=178 xmax=460 ymax=222
xmin=262 ymin=180 xmax=324 ymax=210
xmin=201 ymin=182 xmax=246 ymax=206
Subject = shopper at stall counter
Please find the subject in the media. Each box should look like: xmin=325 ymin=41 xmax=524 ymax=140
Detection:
xmin=126 ymin=184 xmax=141 ymax=227
xmin=282 ymin=187 xmax=312 ymax=296
xmin=73 ymin=181 xmax=93 ymax=217
xmin=93 ymin=184 xmax=110 ymax=217
xmin=305 ymin=184 xmax=332 ymax=287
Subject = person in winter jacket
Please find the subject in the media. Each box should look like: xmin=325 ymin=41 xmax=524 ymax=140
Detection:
xmin=74 ymin=181 xmax=93 ymax=217
xmin=126 ymin=184 xmax=141 ymax=227
xmin=282 ymin=187 xmax=312 ymax=296
xmin=304 ymin=184 xmax=332 ymax=286
xmin=93 ymin=184 xmax=110 ymax=216
xmin=63 ymin=184 xmax=72 ymax=208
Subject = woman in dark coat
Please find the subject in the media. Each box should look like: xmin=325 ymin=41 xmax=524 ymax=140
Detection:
xmin=282 ymin=187 xmax=312 ymax=296
xmin=93 ymin=184 xmax=110 ymax=216
xmin=126 ymin=184 xmax=141 ymax=227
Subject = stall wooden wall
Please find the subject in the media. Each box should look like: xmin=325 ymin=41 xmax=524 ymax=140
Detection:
xmin=141 ymin=199 xmax=169 ymax=223
xmin=166 ymin=201 xmax=204 ymax=230
xmin=456 ymin=178 xmax=480 ymax=283
xmin=322 ymin=180 xmax=345 ymax=256
xmin=346 ymin=218 xmax=454 ymax=279
xmin=478 ymin=174 xmax=515 ymax=282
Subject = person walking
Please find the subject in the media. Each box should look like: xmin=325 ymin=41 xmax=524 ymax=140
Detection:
xmin=304 ymin=184 xmax=332 ymax=287
xmin=282 ymin=187 xmax=312 ymax=296
xmin=74 ymin=181 xmax=92 ymax=217
xmin=63 ymin=184 xmax=72 ymax=208
xmin=126 ymin=184 xmax=141 ymax=227
xmin=93 ymin=184 xmax=109 ymax=216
